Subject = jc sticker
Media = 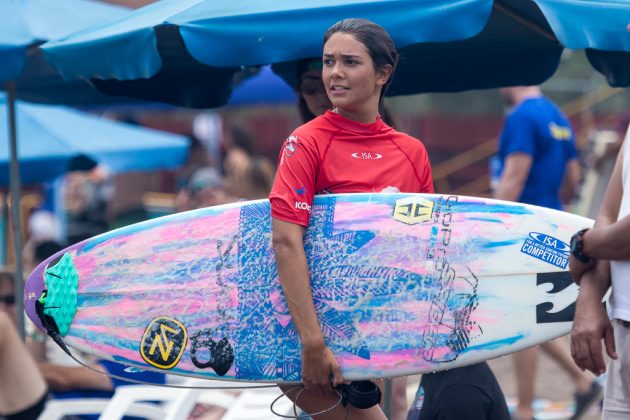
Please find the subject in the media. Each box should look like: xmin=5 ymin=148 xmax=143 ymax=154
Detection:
xmin=393 ymin=197 xmax=434 ymax=225
xmin=140 ymin=316 xmax=188 ymax=370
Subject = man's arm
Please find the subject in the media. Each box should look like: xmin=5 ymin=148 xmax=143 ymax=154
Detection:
xmin=38 ymin=362 xmax=113 ymax=392
xmin=560 ymin=158 xmax=581 ymax=205
xmin=580 ymin=143 xmax=626 ymax=260
xmin=570 ymin=143 xmax=625 ymax=375
xmin=571 ymin=261 xmax=615 ymax=375
xmin=494 ymin=153 xmax=532 ymax=202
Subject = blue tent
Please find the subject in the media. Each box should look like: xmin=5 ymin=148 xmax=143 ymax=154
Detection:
xmin=41 ymin=0 xmax=630 ymax=108
xmin=227 ymin=66 xmax=296 ymax=107
xmin=0 ymin=94 xmax=189 ymax=186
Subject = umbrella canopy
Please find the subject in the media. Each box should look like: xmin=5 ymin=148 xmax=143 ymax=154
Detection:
xmin=227 ymin=66 xmax=296 ymax=106
xmin=0 ymin=0 xmax=128 ymax=82
xmin=0 ymin=94 xmax=189 ymax=186
xmin=0 ymin=0 xmax=128 ymax=340
xmin=41 ymin=0 xmax=630 ymax=108
xmin=40 ymin=0 xmax=489 ymax=107
xmin=0 ymin=0 xmax=129 ymax=105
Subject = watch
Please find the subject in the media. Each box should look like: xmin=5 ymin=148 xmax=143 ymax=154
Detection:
xmin=570 ymin=228 xmax=594 ymax=264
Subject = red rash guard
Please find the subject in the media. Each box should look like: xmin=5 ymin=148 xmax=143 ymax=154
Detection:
xmin=270 ymin=110 xmax=434 ymax=227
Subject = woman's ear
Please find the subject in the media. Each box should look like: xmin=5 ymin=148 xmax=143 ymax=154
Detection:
xmin=376 ymin=64 xmax=393 ymax=87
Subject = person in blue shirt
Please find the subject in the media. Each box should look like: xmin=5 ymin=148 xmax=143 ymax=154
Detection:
xmin=493 ymin=86 xmax=601 ymax=420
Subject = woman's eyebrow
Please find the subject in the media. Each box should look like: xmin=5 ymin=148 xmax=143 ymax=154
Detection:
xmin=323 ymin=53 xmax=361 ymax=59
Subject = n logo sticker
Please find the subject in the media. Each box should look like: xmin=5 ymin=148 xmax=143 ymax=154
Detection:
xmin=140 ymin=316 xmax=188 ymax=370
xmin=393 ymin=197 xmax=434 ymax=225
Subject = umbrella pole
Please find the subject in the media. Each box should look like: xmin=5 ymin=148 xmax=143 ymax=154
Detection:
xmin=7 ymin=80 xmax=25 ymax=341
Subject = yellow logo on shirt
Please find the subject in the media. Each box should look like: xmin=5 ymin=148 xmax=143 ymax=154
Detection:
xmin=549 ymin=123 xmax=572 ymax=141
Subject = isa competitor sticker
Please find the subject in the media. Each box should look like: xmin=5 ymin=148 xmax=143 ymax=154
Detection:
xmin=521 ymin=232 xmax=570 ymax=269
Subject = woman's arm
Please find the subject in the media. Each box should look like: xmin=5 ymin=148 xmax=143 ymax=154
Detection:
xmin=271 ymin=217 xmax=342 ymax=396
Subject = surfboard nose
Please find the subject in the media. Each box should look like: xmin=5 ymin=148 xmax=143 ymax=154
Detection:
xmin=24 ymin=261 xmax=46 ymax=332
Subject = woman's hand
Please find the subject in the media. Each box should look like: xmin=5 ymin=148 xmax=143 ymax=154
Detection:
xmin=301 ymin=340 xmax=343 ymax=397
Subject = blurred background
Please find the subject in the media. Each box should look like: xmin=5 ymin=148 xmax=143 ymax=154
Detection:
xmin=1 ymin=1 xmax=629 ymax=419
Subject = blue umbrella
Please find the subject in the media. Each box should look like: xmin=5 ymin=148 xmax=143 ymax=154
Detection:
xmin=0 ymin=0 xmax=128 ymax=338
xmin=0 ymin=93 xmax=189 ymax=186
xmin=0 ymin=0 xmax=128 ymax=81
xmin=41 ymin=0 xmax=490 ymax=107
xmin=227 ymin=66 xmax=296 ymax=107
xmin=0 ymin=0 xmax=128 ymax=98
xmin=42 ymin=0 xmax=630 ymax=108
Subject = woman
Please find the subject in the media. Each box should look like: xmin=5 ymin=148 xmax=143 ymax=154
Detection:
xmin=296 ymin=58 xmax=333 ymax=123
xmin=0 ymin=271 xmax=47 ymax=420
xmin=294 ymin=55 xmax=409 ymax=420
xmin=269 ymin=18 xmax=433 ymax=419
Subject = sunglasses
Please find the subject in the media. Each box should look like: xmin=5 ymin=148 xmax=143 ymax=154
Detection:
xmin=0 ymin=295 xmax=15 ymax=305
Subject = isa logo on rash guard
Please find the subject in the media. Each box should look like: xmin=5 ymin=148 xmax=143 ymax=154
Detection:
xmin=521 ymin=232 xmax=570 ymax=269
xmin=284 ymin=136 xmax=298 ymax=157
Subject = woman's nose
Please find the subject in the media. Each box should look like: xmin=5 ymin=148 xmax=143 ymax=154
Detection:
xmin=330 ymin=62 xmax=343 ymax=79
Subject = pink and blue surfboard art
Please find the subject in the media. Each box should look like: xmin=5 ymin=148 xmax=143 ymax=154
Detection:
xmin=24 ymin=193 xmax=593 ymax=382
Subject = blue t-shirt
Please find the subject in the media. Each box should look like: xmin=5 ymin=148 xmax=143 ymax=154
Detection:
xmin=491 ymin=97 xmax=578 ymax=210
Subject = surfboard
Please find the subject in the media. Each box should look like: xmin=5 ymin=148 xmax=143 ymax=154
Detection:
xmin=24 ymin=193 xmax=593 ymax=383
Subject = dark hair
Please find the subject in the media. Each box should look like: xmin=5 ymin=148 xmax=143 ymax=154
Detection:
xmin=296 ymin=58 xmax=324 ymax=123
xmin=323 ymin=18 xmax=398 ymax=99
xmin=34 ymin=241 xmax=65 ymax=264
xmin=297 ymin=96 xmax=317 ymax=123
xmin=229 ymin=125 xmax=254 ymax=155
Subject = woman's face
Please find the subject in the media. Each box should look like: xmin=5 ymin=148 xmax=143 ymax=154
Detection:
xmin=299 ymin=69 xmax=332 ymax=117
xmin=322 ymin=32 xmax=388 ymax=114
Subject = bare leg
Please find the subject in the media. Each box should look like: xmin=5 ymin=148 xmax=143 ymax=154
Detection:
xmin=513 ymin=347 xmax=538 ymax=420
xmin=540 ymin=339 xmax=591 ymax=394
xmin=390 ymin=376 xmax=409 ymax=420
xmin=0 ymin=312 xmax=47 ymax=415
xmin=279 ymin=384 xmax=387 ymax=420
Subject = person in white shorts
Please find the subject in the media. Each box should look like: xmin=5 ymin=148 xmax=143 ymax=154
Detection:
xmin=569 ymin=123 xmax=630 ymax=420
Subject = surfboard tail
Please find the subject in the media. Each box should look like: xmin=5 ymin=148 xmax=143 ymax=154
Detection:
xmin=24 ymin=252 xmax=78 ymax=337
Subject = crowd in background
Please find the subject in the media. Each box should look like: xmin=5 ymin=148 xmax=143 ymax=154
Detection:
xmin=1 ymin=80 xmax=628 ymax=419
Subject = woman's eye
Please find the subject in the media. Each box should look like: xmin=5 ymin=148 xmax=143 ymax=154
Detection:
xmin=324 ymin=59 xmax=333 ymax=66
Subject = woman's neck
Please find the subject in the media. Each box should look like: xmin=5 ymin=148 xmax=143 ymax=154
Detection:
xmin=333 ymin=105 xmax=379 ymax=124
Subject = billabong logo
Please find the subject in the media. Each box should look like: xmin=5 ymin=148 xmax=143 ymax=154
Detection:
xmin=393 ymin=197 xmax=434 ymax=225
xmin=140 ymin=316 xmax=188 ymax=370
xmin=536 ymin=271 xmax=576 ymax=324
xmin=351 ymin=152 xmax=383 ymax=160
